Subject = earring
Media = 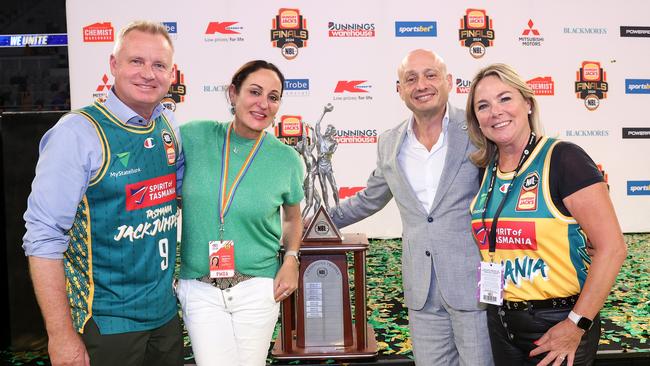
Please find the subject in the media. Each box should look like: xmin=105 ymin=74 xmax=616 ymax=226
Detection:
xmin=528 ymin=110 xmax=532 ymax=115
xmin=272 ymin=119 xmax=276 ymax=128
xmin=230 ymin=103 xmax=235 ymax=115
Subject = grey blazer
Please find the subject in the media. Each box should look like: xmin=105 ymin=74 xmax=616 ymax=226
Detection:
xmin=333 ymin=105 xmax=483 ymax=311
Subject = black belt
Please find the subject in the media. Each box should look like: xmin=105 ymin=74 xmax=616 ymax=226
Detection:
xmin=501 ymin=294 xmax=579 ymax=311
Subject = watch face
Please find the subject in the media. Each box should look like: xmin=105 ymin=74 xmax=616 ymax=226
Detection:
xmin=577 ymin=317 xmax=593 ymax=331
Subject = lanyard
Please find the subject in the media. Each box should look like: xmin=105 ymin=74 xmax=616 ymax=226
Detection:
xmin=480 ymin=132 xmax=537 ymax=261
xmin=218 ymin=123 xmax=266 ymax=240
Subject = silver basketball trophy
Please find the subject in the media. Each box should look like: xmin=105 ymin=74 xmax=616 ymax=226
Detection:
xmin=300 ymin=104 xmax=343 ymax=242
xmin=274 ymin=104 xmax=377 ymax=359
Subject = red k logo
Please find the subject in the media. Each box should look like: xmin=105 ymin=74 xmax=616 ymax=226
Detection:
xmin=334 ymin=80 xmax=368 ymax=93
xmin=205 ymin=22 xmax=240 ymax=35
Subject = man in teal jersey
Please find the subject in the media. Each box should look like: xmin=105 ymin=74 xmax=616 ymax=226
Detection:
xmin=23 ymin=21 xmax=184 ymax=366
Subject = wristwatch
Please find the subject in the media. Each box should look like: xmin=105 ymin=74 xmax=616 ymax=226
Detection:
xmin=568 ymin=311 xmax=593 ymax=331
xmin=284 ymin=250 xmax=300 ymax=266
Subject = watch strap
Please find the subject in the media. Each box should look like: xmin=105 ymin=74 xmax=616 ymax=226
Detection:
xmin=284 ymin=250 xmax=300 ymax=266
xmin=568 ymin=310 xmax=593 ymax=331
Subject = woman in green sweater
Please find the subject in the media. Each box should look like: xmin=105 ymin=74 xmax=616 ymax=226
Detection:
xmin=176 ymin=60 xmax=304 ymax=366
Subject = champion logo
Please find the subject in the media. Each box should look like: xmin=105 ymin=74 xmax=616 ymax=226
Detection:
xmin=144 ymin=137 xmax=155 ymax=149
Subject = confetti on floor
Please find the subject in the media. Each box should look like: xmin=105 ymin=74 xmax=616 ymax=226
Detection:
xmin=3 ymin=235 xmax=648 ymax=365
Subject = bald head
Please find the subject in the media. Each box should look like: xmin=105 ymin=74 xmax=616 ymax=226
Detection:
xmin=396 ymin=49 xmax=452 ymax=118
xmin=397 ymin=49 xmax=448 ymax=81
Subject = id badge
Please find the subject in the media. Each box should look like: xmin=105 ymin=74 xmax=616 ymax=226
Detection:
xmin=478 ymin=261 xmax=503 ymax=305
xmin=209 ymin=240 xmax=235 ymax=278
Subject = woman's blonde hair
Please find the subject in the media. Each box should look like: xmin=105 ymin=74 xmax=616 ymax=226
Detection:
xmin=465 ymin=63 xmax=543 ymax=167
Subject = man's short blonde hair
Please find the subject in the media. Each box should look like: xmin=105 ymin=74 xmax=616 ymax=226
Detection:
xmin=113 ymin=20 xmax=174 ymax=55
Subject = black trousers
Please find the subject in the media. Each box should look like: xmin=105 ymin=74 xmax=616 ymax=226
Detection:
xmin=487 ymin=305 xmax=600 ymax=366
xmin=81 ymin=315 xmax=184 ymax=366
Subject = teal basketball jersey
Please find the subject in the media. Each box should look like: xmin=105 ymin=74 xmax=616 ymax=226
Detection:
xmin=64 ymin=101 xmax=179 ymax=334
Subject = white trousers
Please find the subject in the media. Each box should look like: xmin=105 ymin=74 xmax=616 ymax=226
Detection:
xmin=177 ymin=277 xmax=280 ymax=366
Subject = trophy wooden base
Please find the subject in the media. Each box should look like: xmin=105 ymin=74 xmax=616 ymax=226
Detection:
xmin=272 ymin=325 xmax=377 ymax=360
xmin=272 ymin=233 xmax=377 ymax=361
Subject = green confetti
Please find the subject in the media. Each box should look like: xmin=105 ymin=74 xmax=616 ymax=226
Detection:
xmin=3 ymin=235 xmax=649 ymax=365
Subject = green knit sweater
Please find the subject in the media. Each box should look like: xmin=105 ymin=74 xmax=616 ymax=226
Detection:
xmin=179 ymin=120 xmax=304 ymax=279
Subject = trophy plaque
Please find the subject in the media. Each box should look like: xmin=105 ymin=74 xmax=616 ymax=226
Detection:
xmin=301 ymin=257 xmax=349 ymax=347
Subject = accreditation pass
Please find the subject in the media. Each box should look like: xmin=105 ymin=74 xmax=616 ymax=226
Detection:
xmin=478 ymin=261 xmax=503 ymax=305
xmin=209 ymin=240 xmax=235 ymax=278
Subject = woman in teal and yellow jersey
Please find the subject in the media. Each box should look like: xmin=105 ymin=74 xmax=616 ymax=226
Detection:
xmin=176 ymin=60 xmax=304 ymax=366
xmin=466 ymin=64 xmax=626 ymax=366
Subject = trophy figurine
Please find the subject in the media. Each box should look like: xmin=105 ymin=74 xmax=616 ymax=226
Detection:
xmin=314 ymin=104 xmax=343 ymax=218
xmin=301 ymin=104 xmax=343 ymax=242
xmin=294 ymin=123 xmax=321 ymax=221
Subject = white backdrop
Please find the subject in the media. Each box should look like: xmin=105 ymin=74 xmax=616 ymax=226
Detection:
xmin=67 ymin=0 xmax=650 ymax=237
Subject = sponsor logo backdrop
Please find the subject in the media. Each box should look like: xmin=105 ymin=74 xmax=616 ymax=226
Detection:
xmin=67 ymin=0 xmax=650 ymax=236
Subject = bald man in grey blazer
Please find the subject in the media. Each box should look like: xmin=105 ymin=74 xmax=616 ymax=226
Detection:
xmin=332 ymin=49 xmax=493 ymax=365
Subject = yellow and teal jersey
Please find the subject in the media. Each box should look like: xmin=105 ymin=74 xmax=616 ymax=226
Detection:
xmin=470 ymin=136 xmax=591 ymax=302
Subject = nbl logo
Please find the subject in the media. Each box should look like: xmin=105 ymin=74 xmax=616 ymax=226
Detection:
xmin=575 ymin=61 xmax=608 ymax=111
xmin=459 ymin=9 xmax=495 ymax=58
xmin=516 ymin=172 xmax=539 ymax=212
xmin=162 ymin=64 xmax=186 ymax=112
xmin=270 ymin=8 xmax=309 ymax=60
xmin=314 ymin=220 xmax=331 ymax=236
